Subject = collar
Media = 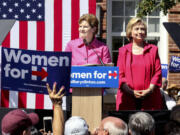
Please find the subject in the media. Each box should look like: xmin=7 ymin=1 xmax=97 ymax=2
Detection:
xmin=125 ymin=42 xmax=152 ymax=53
xmin=78 ymin=38 xmax=97 ymax=48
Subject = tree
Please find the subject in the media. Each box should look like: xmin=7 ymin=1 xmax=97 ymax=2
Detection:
xmin=137 ymin=0 xmax=180 ymax=17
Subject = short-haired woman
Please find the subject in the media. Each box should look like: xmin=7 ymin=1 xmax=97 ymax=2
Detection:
xmin=65 ymin=14 xmax=111 ymax=66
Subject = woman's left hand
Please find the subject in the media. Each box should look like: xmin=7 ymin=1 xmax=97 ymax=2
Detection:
xmin=140 ymin=89 xmax=153 ymax=98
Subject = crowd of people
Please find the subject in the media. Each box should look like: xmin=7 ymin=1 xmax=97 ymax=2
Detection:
xmin=1 ymin=14 xmax=180 ymax=135
xmin=161 ymin=77 xmax=180 ymax=110
xmin=1 ymin=82 xmax=180 ymax=135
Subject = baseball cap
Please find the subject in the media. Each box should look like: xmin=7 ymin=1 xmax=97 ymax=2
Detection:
xmin=64 ymin=116 xmax=89 ymax=135
xmin=1 ymin=109 xmax=39 ymax=134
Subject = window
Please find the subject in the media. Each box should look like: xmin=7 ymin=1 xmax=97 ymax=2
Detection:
xmin=107 ymin=0 xmax=161 ymax=65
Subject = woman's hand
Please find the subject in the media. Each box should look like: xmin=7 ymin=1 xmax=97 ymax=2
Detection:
xmin=140 ymin=88 xmax=153 ymax=98
xmin=134 ymin=90 xmax=143 ymax=98
xmin=46 ymin=82 xmax=65 ymax=106
xmin=134 ymin=89 xmax=153 ymax=99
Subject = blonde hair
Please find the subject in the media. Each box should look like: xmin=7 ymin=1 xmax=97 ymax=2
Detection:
xmin=126 ymin=17 xmax=147 ymax=41
xmin=79 ymin=13 xmax=99 ymax=34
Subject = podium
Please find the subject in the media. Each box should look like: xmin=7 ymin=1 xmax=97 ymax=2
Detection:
xmin=70 ymin=66 xmax=118 ymax=132
xmin=72 ymin=87 xmax=102 ymax=131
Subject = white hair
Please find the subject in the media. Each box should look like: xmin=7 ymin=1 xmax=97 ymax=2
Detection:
xmin=104 ymin=121 xmax=128 ymax=135
xmin=128 ymin=112 xmax=155 ymax=135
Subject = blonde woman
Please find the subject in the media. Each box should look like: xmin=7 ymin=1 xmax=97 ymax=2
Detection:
xmin=116 ymin=17 xmax=163 ymax=110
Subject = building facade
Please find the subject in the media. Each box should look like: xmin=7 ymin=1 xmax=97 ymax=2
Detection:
xmin=97 ymin=0 xmax=180 ymax=88
xmin=96 ymin=0 xmax=180 ymax=112
xmin=168 ymin=3 xmax=180 ymax=87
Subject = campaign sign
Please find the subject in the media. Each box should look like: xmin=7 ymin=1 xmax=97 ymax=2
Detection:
xmin=70 ymin=66 xmax=119 ymax=88
xmin=1 ymin=47 xmax=71 ymax=94
xmin=161 ymin=64 xmax=168 ymax=78
xmin=169 ymin=56 xmax=180 ymax=72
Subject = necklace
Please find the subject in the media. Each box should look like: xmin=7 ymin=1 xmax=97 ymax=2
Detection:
xmin=132 ymin=45 xmax=144 ymax=55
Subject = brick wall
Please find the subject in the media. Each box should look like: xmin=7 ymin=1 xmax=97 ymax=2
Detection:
xmin=96 ymin=0 xmax=107 ymax=40
xmin=96 ymin=0 xmax=117 ymax=113
xmin=168 ymin=3 xmax=180 ymax=88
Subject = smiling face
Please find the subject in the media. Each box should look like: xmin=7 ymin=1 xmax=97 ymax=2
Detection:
xmin=79 ymin=20 xmax=96 ymax=43
xmin=131 ymin=22 xmax=146 ymax=43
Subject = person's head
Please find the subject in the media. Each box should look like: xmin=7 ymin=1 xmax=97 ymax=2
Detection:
xmin=162 ymin=77 xmax=168 ymax=90
xmin=78 ymin=14 xmax=99 ymax=42
xmin=164 ymin=121 xmax=180 ymax=135
xmin=1 ymin=109 xmax=39 ymax=135
xmin=126 ymin=17 xmax=147 ymax=43
xmin=164 ymin=105 xmax=180 ymax=135
xmin=128 ymin=112 xmax=155 ymax=135
xmin=166 ymin=84 xmax=180 ymax=99
xmin=64 ymin=116 xmax=89 ymax=135
xmin=96 ymin=116 xmax=128 ymax=135
xmin=170 ymin=105 xmax=180 ymax=124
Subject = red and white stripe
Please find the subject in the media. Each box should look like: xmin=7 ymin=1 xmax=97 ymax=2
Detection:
xmin=0 ymin=0 xmax=96 ymax=110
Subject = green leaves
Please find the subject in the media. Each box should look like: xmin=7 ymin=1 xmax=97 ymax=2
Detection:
xmin=137 ymin=0 xmax=179 ymax=17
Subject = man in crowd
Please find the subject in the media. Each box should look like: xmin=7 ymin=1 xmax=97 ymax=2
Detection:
xmin=93 ymin=116 xmax=128 ymax=135
xmin=164 ymin=105 xmax=180 ymax=135
xmin=128 ymin=112 xmax=155 ymax=135
xmin=64 ymin=116 xmax=89 ymax=135
xmin=1 ymin=109 xmax=39 ymax=135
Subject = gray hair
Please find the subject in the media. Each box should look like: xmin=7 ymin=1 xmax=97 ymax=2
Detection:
xmin=128 ymin=112 xmax=155 ymax=135
xmin=104 ymin=121 xmax=128 ymax=135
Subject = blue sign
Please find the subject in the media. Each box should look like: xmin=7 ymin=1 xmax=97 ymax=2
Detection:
xmin=161 ymin=64 xmax=168 ymax=78
xmin=70 ymin=66 xmax=119 ymax=88
xmin=1 ymin=47 xmax=71 ymax=94
xmin=169 ymin=56 xmax=180 ymax=72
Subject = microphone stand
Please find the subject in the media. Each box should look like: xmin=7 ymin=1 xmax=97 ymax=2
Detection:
xmin=83 ymin=39 xmax=105 ymax=66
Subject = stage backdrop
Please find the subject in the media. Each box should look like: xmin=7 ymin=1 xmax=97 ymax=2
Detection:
xmin=0 ymin=0 xmax=96 ymax=110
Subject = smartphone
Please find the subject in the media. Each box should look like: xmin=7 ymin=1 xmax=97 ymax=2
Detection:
xmin=43 ymin=116 xmax=53 ymax=133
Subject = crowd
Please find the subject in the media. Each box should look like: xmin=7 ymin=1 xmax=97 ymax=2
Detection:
xmin=1 ymin=82 xmax=180 ymax=135
xmin=1 ymin=13 xmax=180 ymax=135
xmin=161 ymin=77 xmax=180 ymax=110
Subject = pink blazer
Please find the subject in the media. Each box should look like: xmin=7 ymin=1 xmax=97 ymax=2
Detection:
xmin=116 ymin=42 xmax=163 ymax=110
xmin=65 ymin=38 xmax=112 ymax=66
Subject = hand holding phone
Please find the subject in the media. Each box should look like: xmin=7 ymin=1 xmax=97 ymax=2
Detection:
xmin=43 ymin=116 xmax=53 ymax=133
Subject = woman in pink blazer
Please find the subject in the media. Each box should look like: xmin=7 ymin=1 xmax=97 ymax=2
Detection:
xmin=116 ymin=17 xmax=163 ymax=110
xmin=65 ymin=14 xmax=111 ymax=66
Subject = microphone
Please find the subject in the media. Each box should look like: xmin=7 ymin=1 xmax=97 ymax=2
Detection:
xmin=83 ymin=39 xmax=89 ymax=46
xmin=83 ymin=39 xmax=105 ymax=66
xmin=92 ymin=48 xmax=105 ymax=66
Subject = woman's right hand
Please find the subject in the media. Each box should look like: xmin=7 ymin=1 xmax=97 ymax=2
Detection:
xmin=134 ymin=88 xmax=153 ymax=99
xmin=134 ymin=90 xmax=143 ymax=98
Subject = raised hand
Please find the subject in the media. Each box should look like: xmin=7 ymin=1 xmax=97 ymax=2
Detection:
xmin=46 ymin=82 xmax=65 ymax=106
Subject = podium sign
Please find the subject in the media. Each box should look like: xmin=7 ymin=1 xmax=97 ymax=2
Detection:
xmin=1 ymin=47 xmax=72 ymax=94
xmin=70 ymin=66 xmax=119 ymax=88
xmin=71 ymin=66 xmax=119 ymax=131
